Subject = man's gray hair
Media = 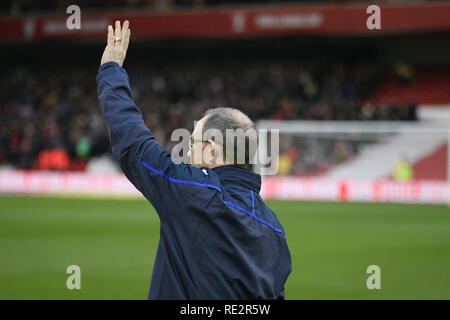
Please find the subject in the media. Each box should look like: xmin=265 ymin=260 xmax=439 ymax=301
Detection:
xmin=202 ymin=107 xmax=257 ymax=170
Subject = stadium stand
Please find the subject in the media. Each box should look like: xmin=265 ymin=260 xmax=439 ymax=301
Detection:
xmin=0 ymin=52 xmax=424 ymax=171
xmin=0 ymin=0 xmax=449 ymax=185
xmin=367 ymin=66 xmax=450 ymax=106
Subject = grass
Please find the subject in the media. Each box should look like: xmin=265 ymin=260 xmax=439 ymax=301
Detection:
xmin=0 ymin=195 xmax=449 ymax=299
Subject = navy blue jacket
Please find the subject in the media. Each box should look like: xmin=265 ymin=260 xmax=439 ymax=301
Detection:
xmin=96 ymin=61 xmax=292 ymax=300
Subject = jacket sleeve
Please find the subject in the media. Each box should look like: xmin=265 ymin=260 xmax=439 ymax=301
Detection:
xmin=96 ymin=62 xmax=221 ymax=219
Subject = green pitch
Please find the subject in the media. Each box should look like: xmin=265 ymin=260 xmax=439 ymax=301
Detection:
xmin=0 ymin=195 xmax=449 ymax=299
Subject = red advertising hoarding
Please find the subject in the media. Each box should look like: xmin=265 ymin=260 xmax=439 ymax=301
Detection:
xmin=1 ymin=3 xmax=450 ymax=42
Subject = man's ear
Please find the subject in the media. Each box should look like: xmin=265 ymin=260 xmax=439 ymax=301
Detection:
xmin=207 ymin=139 xmax=217 ymax=158
xmin=201 ymin=140 xmax=216 ymax=165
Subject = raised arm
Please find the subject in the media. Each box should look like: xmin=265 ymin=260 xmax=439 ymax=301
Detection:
xmin=96 ymin=21 xmax=221 ymax=219
xmin=97 ymin=21 xmax=148 ymax=161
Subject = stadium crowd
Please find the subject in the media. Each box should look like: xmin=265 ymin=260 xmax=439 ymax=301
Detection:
xmin=0 ymin=53 xmax=417 ymax=174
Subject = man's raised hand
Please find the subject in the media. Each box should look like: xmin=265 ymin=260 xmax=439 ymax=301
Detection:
xmin=100 ymin=20 xmax=131 ymax=67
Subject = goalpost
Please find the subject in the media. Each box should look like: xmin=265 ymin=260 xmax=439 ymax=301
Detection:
xmin=255 ymin=120 xmax=450 ymax=205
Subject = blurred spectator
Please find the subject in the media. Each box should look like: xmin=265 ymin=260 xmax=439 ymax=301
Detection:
xmin=37 ymin=148 xmax=70 ymax=171
xmin=393 ymin=156 xmax=413 ymax=181
xmin=394 ymin=62 xmax=415 ymax=85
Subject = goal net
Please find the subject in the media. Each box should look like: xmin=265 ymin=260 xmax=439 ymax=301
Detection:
xmin=255 ymin=120 xmax=449 ymax=205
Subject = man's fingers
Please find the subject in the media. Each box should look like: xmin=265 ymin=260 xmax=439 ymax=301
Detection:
xmin=114 ymin=20 xmax=121 ymax=46
xmin=107 ymin=25 xmax=114 ymax=47
xmin=124 ymin=29 xmax=131 ymax=52
xmin=121 ymin=20 xmax=129 ymax=49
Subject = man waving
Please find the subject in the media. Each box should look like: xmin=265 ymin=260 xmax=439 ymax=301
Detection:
xmin=97 ymin=21 xmax=291 ymax=300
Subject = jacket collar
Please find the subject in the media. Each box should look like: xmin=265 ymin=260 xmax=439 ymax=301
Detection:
xmin=212 ymin=165 xmax=261 ymax=193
